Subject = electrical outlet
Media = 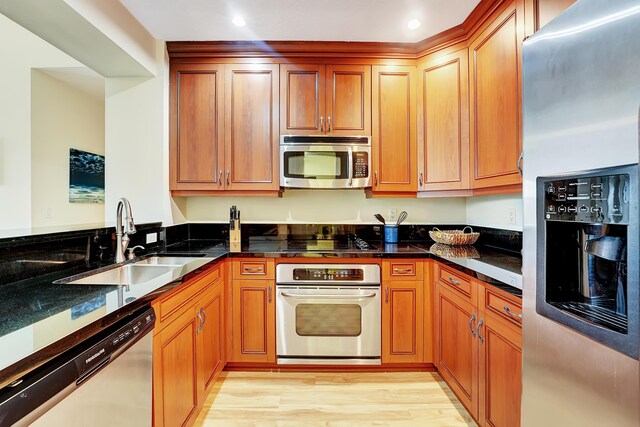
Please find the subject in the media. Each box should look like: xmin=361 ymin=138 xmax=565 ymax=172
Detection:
xmin=45 ymin=207 xmax=53 ymax=218
xmin=146 ymin=232 xmax=158 ymax=244
xmin=508 ymin=208 xmax=517 ymax=225
xmin=388 ymin=208 xmax=397 ymax=222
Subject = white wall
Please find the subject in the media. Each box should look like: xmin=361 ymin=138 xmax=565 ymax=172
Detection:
xmin=466 ymin=194 xmax=523 ymax=231
xmin=104 ymin=40 xmax=172 ymax=226
xmin=183 ymin=191 xmax=466 ymax=224
xmin=0 ymin=14 xmax=83 ymax=232
xmin=31 ymin=70 xmax=105 ymax=227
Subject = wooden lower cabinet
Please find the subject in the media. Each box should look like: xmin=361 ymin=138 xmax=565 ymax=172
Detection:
xmin=382 ymin=280 xmax=424 ymax=363
xmin=434 ymin=283 xmax=479 ymax=419
xmin=433 ymin=261 xmax=522 ymax=426
xmin=152 ymin=265 xmax=226 ymax=427
xmin=479 ymin=313 xmax=522 ymax=427
xmin=231 ymin=279 xmax=276 ymax=363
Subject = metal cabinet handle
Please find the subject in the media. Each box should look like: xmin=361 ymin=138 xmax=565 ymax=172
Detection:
xmin=320 ymin=116 xmax=324 ymax=132
xmin=476 ymin=318 xmax=484 ymax=343
xmin=374 ymin=171 xmax=378 ymax=186
xmin=196 ymin=309 xmax=203 ymax=334
xmin=327 ymin=116 xmax=332 ymax=132
xmin=469 ymin=313 xmax=477 ymax=337
xmin=226 ymin=169 xmax=230 ymax=186
xmin=268 ymin=286 xmax=272 ymax=303
xmin=448 ymin=276 xmax=461 ymax=286
xmin=385 ymin=286 xmax=389 ymax=304
xmin=503 ymin=306 xmax=523 ymax=319
xmin=393 ymin=267 xmax=413 ymax=274
xmin=347 ymin=146 xmax=353 ymax=187
xmin=218 ymin=170 xmax=223 ymax=186
xmin=200 ymin=307 xmax=206 ymax=326
xmin=419 ymin=171 xmax=423 ymax=187
xmin=517 ymin=152 xmax=523 ymax=176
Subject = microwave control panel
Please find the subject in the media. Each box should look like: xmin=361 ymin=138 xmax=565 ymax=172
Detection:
xmin=352 ymin=152 xmax=369 ymax=178
xmin=542 ymin=173 xmax=629 ymax=224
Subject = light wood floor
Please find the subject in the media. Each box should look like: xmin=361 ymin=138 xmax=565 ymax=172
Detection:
xmin=194 ymin=371 xmax=476 ymax=427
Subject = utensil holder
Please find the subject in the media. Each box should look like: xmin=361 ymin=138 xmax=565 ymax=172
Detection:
xmin=384 ymin=225 xmax=398 ymax=243
xmin=230 ymin=220 xmax=241 ymax=252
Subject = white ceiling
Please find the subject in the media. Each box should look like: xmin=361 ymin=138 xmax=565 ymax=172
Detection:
xmin=119 ymin=0 xmax=481 ymax=43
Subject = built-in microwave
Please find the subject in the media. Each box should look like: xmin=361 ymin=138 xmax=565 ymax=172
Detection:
xmin=279 ymin=135 xmax=371 ymax=189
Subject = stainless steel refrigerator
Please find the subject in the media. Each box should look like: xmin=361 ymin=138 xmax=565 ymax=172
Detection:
xmin=522 ymin=1 xmax=640 ymax=426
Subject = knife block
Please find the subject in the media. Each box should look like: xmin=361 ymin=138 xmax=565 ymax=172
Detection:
xmin=229 ymin=220 xmax=241 ymax=252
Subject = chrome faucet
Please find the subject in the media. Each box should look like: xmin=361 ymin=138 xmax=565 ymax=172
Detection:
xmin=115 ymin=198 xmax=136 ymax=263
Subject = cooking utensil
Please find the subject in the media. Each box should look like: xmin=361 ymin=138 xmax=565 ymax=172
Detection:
xmin=396 ymin=211 xmax=408 ymax=226
xmin=374 ymin=214 xmax=386 ymax=225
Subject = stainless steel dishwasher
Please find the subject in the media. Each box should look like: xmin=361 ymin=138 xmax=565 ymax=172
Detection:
xmin=0 ymin=307 xmax=155 ymax=427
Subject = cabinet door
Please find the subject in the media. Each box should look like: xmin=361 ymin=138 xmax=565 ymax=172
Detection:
xmin=418 ymin=49 xmax=470 ymax=191
xmin=280 ymin=64 xmax=325 ymax=135
xmin=196 ymin=280 xmax=225 ymax=405
xmin=469 ymin=0 xmax=524 ymax=190
xmin=225 ymin=64 xmax=279 ymax=191
xmin=372 ymin=65 xmax=417 ymax=193
xmin=382 ymin=280 xmax=424 ymax=364
xmin=153 ymin=307 xmax=200 ymax=427
xmin=325 ymin=65 xmax=371 ymax=135
xmin=434 ymin=284 xmax=479 ymax=419
xmin=479 ymin=313 xmax=522 ymax=427
xmin=170 ymin=63 xmax=225 ymax=191
xmin=231 ymin=279 xmax=276 ymax=363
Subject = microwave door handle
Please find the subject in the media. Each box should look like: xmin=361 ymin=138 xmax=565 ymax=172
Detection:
xmin=347 ymin=146 xmax=353 ymax=187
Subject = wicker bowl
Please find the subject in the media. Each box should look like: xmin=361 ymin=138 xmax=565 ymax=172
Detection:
xmin=429 ymin=243 xmax=480 ymax=259
xmin=429 ymin=226 xmax=480 ymax=246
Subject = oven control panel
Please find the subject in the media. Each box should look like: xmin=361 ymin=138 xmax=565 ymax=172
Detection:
xmin=542 ymin=173 xmax=630 ymax=224
xmin=293 ymin=268 xmax=364 ymax=281
xmin=352 ymin=152 xmax=369 ymax=178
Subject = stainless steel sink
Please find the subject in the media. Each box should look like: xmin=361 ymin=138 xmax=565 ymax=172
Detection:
xmin=133 ymin=256 xmax=203 ymax=266
xmin=64 ymin=265 xmax=174 ymax=286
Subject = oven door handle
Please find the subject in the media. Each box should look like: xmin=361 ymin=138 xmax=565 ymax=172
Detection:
xmin=280 ymin=292 xmax=377 ymax=299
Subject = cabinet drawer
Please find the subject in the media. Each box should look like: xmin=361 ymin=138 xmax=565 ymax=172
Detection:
xmin=437 ymin=265 xmax=472 ymax=300
xmin=233 ymin=259 xmax=274 ymax=279
xmin=383 ymin=260 xmax=423 ymax=281
xmin=484 ymin=286 xmax=522 ymax=327
xmin=154 ymin=265 xmax=222 ymax=329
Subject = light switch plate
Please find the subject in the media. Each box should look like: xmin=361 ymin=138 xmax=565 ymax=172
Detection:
xmin=146 ymin=232 xmax=158 ymax=244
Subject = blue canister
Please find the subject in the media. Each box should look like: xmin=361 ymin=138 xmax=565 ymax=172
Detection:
xmin=384 ymin=225 xmax=398 ymax=243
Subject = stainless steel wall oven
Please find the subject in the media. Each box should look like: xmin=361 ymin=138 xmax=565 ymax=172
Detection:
xmin=276 ymin=263 xmax=381 ymax=364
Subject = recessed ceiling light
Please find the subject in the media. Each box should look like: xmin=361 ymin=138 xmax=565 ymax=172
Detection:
xmin=407 ymin=19 xmax=421 ymax=30
xmin=232 ymin=16 xmax=246 ymax=27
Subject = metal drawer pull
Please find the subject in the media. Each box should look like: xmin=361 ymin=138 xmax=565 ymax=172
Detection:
xmin=196 ymin=309 xmax=203 ymax=334
xmin=243 ymin=267 xmax=264 ymax=273
xmin=393 ymin=267 xmax=413 ymax=274
xmin=517 ymin=152 xmax=523 ymax=176
xmin=320 ymin=116 xmax=324 ymax=132
xmin=200 ymin=307 xmax=206 ymax=326
xmin=374 ymin=171 xmax=378 ymax=186
xmin=226 ymin=169 xmax=230 ymax=186
xmin=268 ymin=286 xmax=273 ymax=303
xmin=385 ymin=286 xmax=389 ymax=304
xmin=476 ymin=318 xmax=484 ymax=343
xmin=469 ymin=313 xmax=477 ymax=337
xmin=419 ymin=171 xmax=423 ymax=187
xmin=448 ymin=276 xmax=461 ymax=286
xmin=218 ymin=170 xmax=223 ymax=186
xmin=281 ymin=292 xmax=377 ymax=299
xmin=503 ymin=306 xmax=523 ymax=319
xmin=327 ymin=116 xmax=332 ymax=132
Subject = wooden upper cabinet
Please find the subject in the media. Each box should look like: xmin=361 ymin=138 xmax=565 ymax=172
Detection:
xmin=225 ymin=64 xmax=279 ymax=191
xmin=280 ymin=64 xmax=370 ymax=136
xmin=532 ymin=0 xmax=576 ymax=33
xmin=170 ymin=63 xmax=225 ymax=191
xmin=469 ymin=0 xmax=524 ymax=190
xmin=418 ymin=49 xmax=470 ymax=192
xmin=371 ymin=65 xmax=417 ymax=193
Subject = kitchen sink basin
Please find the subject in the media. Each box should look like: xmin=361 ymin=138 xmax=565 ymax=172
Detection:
xmin=64 ymin=264 xmax=174 ymax=286
xmin=133 ymin=256 xmax=204 ymax=266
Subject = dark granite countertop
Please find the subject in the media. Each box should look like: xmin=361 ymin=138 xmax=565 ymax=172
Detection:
xmin=0 ymin=237 xmax=521 ymax=389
